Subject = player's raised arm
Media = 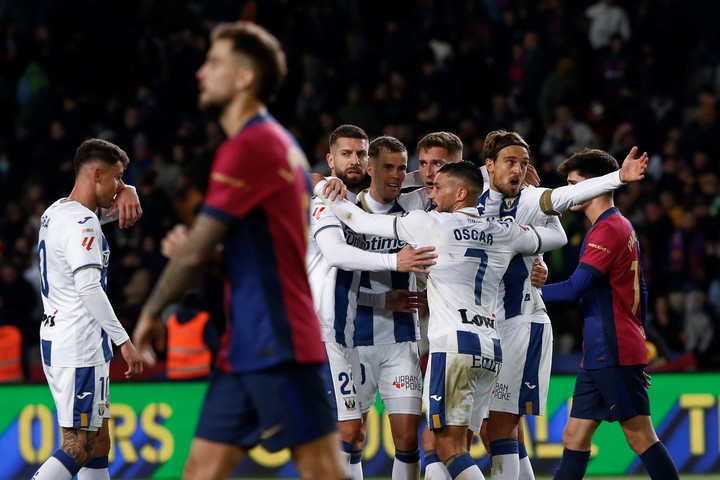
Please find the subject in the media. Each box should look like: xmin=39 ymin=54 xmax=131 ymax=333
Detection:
xmin=538 ymin=146 xmax=648 ymax=215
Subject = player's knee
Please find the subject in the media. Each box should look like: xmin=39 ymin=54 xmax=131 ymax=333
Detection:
xmin=338 ymin=420 xmax=363 ymax=445
xmin=392 ymin=427 xmax=419 ymax=451
xmin=625 ymin=429 xmax=658 ymax=455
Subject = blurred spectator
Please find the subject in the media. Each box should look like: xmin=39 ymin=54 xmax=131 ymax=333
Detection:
xmin=540 ymin=102 xmax=598 ymax=166
xmin=585 ymin=0 xmax=631 ymax=51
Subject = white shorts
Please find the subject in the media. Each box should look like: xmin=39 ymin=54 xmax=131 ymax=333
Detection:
xmin=488 ymin=315 xmax=553 ymax=416
xmin=324 ymin=342 xmax=362 ymax=421
xmin=424 ymin=351 xmax=500 ymax=430
xmin=43 ymin=362 xmax=111 ymax=431
xmin=358 ymin=342 xmax=422 ymax=415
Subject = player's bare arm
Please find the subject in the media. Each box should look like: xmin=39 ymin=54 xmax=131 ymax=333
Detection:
xmin=105 ymin=184 xmax=143 ymax=228
xmin=134 ymin=213 xmax=227 ymax=364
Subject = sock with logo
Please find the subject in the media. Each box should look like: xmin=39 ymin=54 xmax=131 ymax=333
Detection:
xmin=639 ymin=441 xmax=679 ymax=480
xmin=350 ymin=448 xmax=364 ymax=480
xmin=446 ymin=452 xmax=483 ymax=479
xmin=518 ymin=442 xmax=535 ymax=480
xmin=393 ymin=448 xmax=420 ymax=480
xmin=553 ymin=448 xmax=590 ymax=480
xmin=33 ymin=450 xmax=81 ymax=480
xmin=78 ymin=456 xmax=110 ymax=479
xmin=424 ymin=450 xmax=452 ymax=480
xmin=490 ymin=438 xmax=519 ymax=480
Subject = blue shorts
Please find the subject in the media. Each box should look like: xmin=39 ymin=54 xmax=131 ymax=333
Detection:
xmin=570 ymin=365 xmax=650 ymax=422
xmin=195 ymin=362 xmax=336 ymax=452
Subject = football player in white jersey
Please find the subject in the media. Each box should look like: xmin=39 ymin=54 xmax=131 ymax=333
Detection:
xmin=317 ymin=161 xmax=567 ymax=480
xmin=476 ymin=130 xmax=649 ymax=480
xmin=33 ymin=139 xmax=144 ymax=480
xmin=349 ymin=136 xmax=426 ymax=480
xmin=308 ymin=125 xmax=436 ymax=479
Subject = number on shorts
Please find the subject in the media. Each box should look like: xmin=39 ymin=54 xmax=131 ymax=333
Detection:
xmin=99 ymin=376 xmax=109 ymax=401
xmin=338 ymin=372 xmax=356 ymax=395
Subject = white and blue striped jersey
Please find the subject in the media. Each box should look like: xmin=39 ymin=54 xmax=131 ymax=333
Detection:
xmin=354 ymin=191 xmax=420 ymax=346
xmin=477 ymin=169 xmax=626 ymax=323
xmin=38 ymin=200 xmax=122 ymax=367
xmin=307 ymin=193 xmax=362 ymax=347
xmin=477 ymin=187 xmax=557 ymax=323
xmin=395 ymin=207 xmax=542 ymax=357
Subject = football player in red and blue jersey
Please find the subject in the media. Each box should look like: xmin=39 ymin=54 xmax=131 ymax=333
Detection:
xmin=541 ymin=148 xmax=679 ymax=480
xmin=134 ymin=21 xmax=346 ymax=480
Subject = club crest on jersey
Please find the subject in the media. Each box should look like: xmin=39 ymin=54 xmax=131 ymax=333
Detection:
xmin=343 ymin=396 xmax=357 ymax=410
xmin=82 ymin=237 xmax=95 ymax=251
xmin=41 ymin=215 xmax=50 ymax=228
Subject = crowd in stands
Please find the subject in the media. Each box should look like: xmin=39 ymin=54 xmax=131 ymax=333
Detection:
xmin=1 ymin=0 xmax=719 ymax=380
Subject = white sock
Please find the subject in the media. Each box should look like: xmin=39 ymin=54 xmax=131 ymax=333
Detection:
xmin=32 ymin=452 xmax=78 ymax=480
xmin=451 ymin=464 xmax=484 ymax=480
xmin=425 ymin=462 xmax=452 ymax=480
xmin=490 ymin=453 xmax=519 ymax=480
xmin=350 ymin=459 xmax=364 ymax=480
xmin=518 ymin=454 xmax=535 ymax=480
xmin=393 ymin=456 xmax=420 ymax=480
xmin=78 ymin=467 xmax=111 ymax=479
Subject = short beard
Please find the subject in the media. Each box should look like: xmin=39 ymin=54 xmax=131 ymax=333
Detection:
xmin=338 ymin=173 xmax=368 ymax=191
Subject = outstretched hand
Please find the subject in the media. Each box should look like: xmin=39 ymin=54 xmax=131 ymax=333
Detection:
xmin=619 ymin=146 xmax=649 ymax=183
xmin=396 ymin=244 xmax=437 ymax=273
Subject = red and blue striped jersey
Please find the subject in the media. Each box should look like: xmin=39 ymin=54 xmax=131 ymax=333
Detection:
xmin=201 ymin=114 xmax=325 ymax=373
xmin=577 ymin=208 xmax=648 ymax=369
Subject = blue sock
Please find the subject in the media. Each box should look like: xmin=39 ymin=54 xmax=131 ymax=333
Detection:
xmin=350 ymin=449 xmax=363 ymax=465
xmin=396 ymin=448 xmax=420 ymax=464
xmin=446 ymin=452 xmax=476 ymax=478
xmin=640 ymin=442 xmax=679 ymax=480
xmin=553 ymin=448 xmax=590 ymax=480
xmin=84 ymin=456 xmax=109 ymax=469
xmin=54 ymin=450 xmax=82 ymax=476
xmin=341 ymin=440 xmax=354 ymax=454
xmin=518 ymin=442 xmax=528 ymax=459
xmin=423 ymin=449 xmax=442 ymax=468
xmin=490 ymin=437 xmax=519 ymax=456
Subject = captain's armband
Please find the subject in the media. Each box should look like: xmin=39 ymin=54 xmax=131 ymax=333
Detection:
xmin=539 ymin=189 xmax=561 ymax=216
